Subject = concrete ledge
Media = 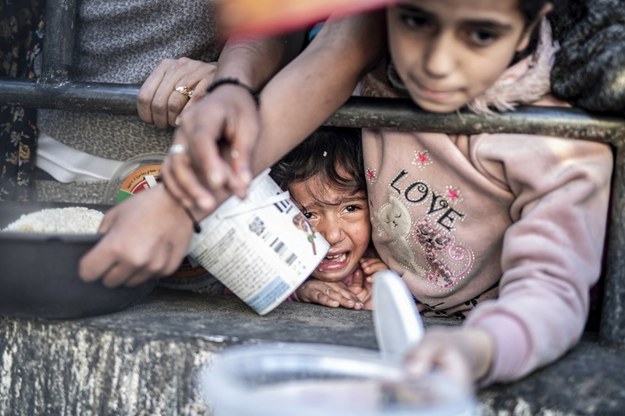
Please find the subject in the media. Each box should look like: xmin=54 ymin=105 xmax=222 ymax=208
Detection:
xmin=0 ymin=289 xmax=378 ymax=416
xmin=0 ymin=288 xmax=623 ymax=415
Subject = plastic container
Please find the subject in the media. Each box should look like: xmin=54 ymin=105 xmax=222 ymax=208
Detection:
xmin=103 ymin=152 xmax=167 ymax=205
xmin=199 ymin=343 xmax=477 ymax=416
xmin=104 ymin=152 xmax=216 ymax=287
xmin=198 ymin=271 xmax=479 ymax=415
xmin=187 ymin=169 xmax=330 ymax=315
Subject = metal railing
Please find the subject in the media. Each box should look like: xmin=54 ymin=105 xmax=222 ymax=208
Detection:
xmin=2 ymin=0 xmax=625 ymax=345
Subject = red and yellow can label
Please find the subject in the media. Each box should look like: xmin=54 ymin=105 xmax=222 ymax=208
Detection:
xmin=115 ymin=164 xmax=161 ymax=203
xmin=114 ymin=163 xmax=211 ymax=282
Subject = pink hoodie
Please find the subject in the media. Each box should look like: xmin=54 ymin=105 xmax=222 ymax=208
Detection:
xmin=362 ymin=20 xmax=613 ymax=384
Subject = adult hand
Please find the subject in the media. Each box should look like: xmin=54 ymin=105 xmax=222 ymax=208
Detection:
xmin=137 ymin=57 xmax=217 ymax=129
xmin=403 ymin=327 xmax=494 ymax=390
xmin=161 ymin=83 xmax=260 ymax=214
xmin=295 ymin=280 xmax=365 ymax=310
xmin=79 ymin=184 xmax=196 ymax=288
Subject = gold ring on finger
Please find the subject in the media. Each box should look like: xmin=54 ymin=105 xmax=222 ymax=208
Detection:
xmin=175 ymin=85 xmax=194 ymax=99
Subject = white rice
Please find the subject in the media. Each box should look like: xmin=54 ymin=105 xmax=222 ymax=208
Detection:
xmin=2 ymin=207 xmax=104 ymax=234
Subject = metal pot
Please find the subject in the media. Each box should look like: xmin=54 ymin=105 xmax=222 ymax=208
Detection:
xmin=0 ymin=201 xmax=155 ymax=319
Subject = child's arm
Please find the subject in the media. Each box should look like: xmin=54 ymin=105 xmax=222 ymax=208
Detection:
xmin=295 ymin=279 xmax=366 ymax=310
xmin=402 ymin=136 xmax=613 ymax=387
xmin=251 ymin=12 xmax=385 ymax=171
xmin=169 ymin=11 xmax=386 ymax=216
xmin=464 ymin=135 xmax=613 ymax=384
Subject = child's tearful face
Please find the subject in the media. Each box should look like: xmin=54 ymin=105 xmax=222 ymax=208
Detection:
xmin=387 ymin=0 xmax=533 ymax=113
xmin=289 ymin=176 xmax=371 ymax=283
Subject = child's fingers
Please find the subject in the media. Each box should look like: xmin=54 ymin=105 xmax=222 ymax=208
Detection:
xmin=314 ymin=286 xmax=356 ymax=308
xmin=321 ymin=286 xmax=365 ymax=310
xmin=313 ymin=292 xmax=341 ymax=308
xmin=297 ymin=281 xmax=365 ymax=309
xmin=321 ymin=287 xmax=352 ymax=307
xmin=347 ymin=269 xmax=365 ymax=294
xmin=404 ymin=340 xmax=472 ymax=389
xmin=296 ymin=284 xmax=342 ymax=308
xmin=366 ymin=263 xmax=388 ymax=275
xmin=360 ymin=257 xmax=389 ymax=275
xmin=359 ymin=257 xmax=380 ymax=269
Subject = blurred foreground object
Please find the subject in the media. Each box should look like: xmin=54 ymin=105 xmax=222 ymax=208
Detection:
xmin=218 ymin=0 xmax=392 ymax=37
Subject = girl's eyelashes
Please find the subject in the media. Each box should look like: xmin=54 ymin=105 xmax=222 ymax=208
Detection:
xmin=344 ymin=204 xmax=359 ymax=213
xmin=343 ymin=202 xmax=367 ymax=215
xmin=301 ymin=208 xmax=315 ymax=220
xmin=400 ymin=13 xmax=431 ymax=30
xmin=465 ymin=28 xmax=500 ymax=47
xmin=395 ymin=6 xmax=434 ymax=31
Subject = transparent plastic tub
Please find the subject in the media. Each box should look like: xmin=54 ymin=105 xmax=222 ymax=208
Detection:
xmin=199 ymin=343 xmax=478 ymax=416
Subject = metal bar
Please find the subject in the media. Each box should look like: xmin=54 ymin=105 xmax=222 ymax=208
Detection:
xmin=600 ymin=144 xmax=625 ymax=345
xmin=2 ymin=79 xmax=625 ymax=144
xmin=0 ymin=79 xmax=138 ymax=114
xmin=328 ymin=97 xmax=625 ymax=146
xmin=40 ymin=0 xmax=77 ymax=83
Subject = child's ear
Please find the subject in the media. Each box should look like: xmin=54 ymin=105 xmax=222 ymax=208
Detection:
xmin=516 ymin=2 xmax=554 ymax=52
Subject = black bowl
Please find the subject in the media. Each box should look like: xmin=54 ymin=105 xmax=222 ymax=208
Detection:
xmin=0 ymin=201 xmax=156 ymax=319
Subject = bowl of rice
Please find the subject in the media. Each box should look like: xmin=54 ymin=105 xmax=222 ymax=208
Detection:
xmin=0 ymin=201 xmax=156 ymax=319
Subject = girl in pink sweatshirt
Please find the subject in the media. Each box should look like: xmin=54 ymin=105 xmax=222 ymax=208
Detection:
xmin=356 ymin=1 xmax=612 ymax=386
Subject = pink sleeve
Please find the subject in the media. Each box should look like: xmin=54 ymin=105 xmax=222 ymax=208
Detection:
xmin=466 ymin=135 xmax=613 ymax=385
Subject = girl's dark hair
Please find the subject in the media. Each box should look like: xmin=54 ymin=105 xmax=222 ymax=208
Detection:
xmin=270 ymin=127 xmax=365 ymax=198
xmin=515 ymin=0 xmax=581 ymax=61
xmin=510 ymin=0 xmax=622 ymax=114
xmin=519 ymin=0 xmax=552 ymax=25
xmin=551 ymin=0 xmax=625 ymax=113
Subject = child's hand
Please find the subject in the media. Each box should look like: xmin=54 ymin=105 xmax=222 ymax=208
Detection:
xmin=347 ymin=268 xmax=375 ymax=310
xmin=295 ymin=280 xmax=365 ymax=310
xmin=163 ymin=84 xmax=260 ymax=214
xmin=403 ymin=327 xmax=494 ymax=390
xmin=360 ymin=256 xmax=389 ymax=283
xmin=344 ymin=258 xmax=388 ymax=310
xmin=348 ymin=256 xmax=388 ymax=294
xmin=79 ymin=184 xmax=194 ymax=288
